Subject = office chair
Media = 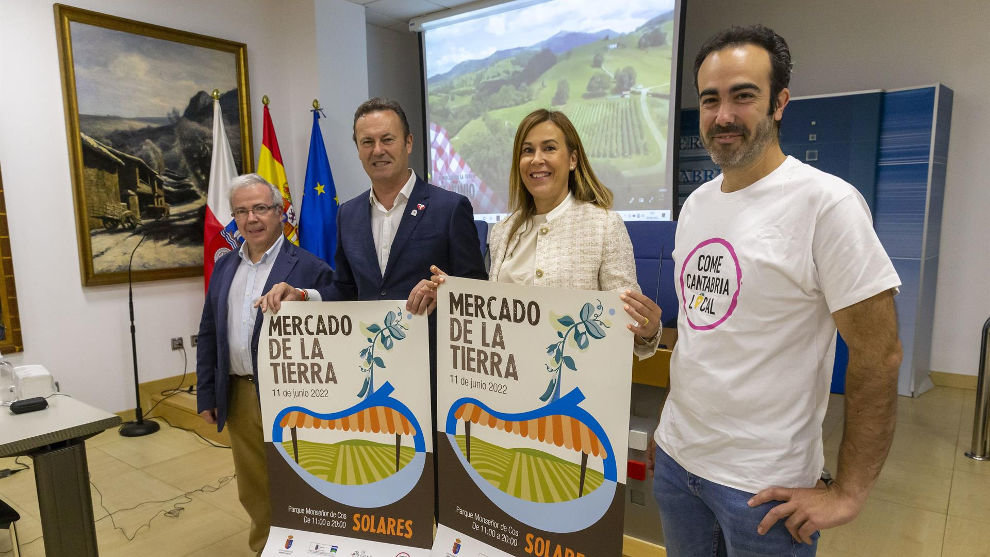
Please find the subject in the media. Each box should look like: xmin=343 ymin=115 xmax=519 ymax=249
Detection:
xmin=0 ymin=498 xmax=20 ymax=557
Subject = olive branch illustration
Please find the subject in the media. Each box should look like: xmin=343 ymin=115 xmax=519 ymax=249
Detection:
xmin=541 ymin=300 xmax=610 ymax=403
xmin=357 ymin=308 xmax=407 ymax=399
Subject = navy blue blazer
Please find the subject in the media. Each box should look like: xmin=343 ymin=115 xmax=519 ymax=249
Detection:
xmin=320 ymin=177 xmax=487 ymax=438
xmin=319 ymin=176 xmax=487 ymax=302
xmin=196 ymin=239 xmax=333 ymax=431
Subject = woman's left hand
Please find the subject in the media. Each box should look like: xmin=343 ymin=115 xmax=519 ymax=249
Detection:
xmin=620 ymin=290 xmax=662 ymax=341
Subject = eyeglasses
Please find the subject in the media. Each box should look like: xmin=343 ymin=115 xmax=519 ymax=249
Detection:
xmin=231 ymin=204 xmax=278 ymax=219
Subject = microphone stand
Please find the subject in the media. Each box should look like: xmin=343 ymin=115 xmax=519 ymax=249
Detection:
xmin=119 ymin=233 xmax=160 ymax=437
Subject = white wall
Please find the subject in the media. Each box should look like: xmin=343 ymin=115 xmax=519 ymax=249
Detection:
xmin=314 ymin=0 xmax=371 ymax=205
xmin=678 ymin=0 xmax=990 ymax=377
xmin=366 ymin=24 xmax=426 ymax=183
xmin=0 ymin=0 xmax=367 ymax=412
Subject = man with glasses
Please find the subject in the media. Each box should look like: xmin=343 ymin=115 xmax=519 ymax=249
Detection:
xmin=197 ymin=173 xmax=332 ymax=555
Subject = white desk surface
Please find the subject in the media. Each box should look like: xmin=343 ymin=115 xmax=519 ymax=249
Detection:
xmin=0 ymin=395 xmax=121 ymax=457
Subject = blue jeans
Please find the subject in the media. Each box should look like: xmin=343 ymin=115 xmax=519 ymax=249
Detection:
xmin=653 ymin=447 xmax=818 ymax=557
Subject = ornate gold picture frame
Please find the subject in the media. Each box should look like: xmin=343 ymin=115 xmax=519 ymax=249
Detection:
xmin=54 ymin=4 xmax=253 ymax=286
xmin=0 ymin=164 xmax=24 ymax=353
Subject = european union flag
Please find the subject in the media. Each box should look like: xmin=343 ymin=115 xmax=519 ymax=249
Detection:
xmin=299 ymin=110 xmax=339 ymax=267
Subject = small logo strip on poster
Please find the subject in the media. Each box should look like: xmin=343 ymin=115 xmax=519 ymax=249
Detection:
xmin=274 ymin=534 xmax=296 ymax=554
xmin=308 ymin=541 xmax=336 ymax=555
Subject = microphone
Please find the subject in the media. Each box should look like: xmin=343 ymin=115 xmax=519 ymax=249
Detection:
xmin=119 ymin=233 xmax=160 ymax=437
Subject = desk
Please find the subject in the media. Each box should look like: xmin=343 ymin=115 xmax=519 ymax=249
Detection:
xmin=0 ymin=395 xmax=121 ymax=556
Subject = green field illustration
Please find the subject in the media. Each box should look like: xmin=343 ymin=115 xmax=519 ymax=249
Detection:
xmin=282 ymin=439 xmax=415 ymax=485
xmin=454 ymin=435 xmax=604 ymax=502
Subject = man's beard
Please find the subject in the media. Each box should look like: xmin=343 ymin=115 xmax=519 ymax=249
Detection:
xmin=701 ymin=115 xmax=776 ymax=170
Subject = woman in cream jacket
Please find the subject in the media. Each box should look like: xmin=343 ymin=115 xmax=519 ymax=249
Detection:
xmin=410 ymin=109 xmax=662 ymax=357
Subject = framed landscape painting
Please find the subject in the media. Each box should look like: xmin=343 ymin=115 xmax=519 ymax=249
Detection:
xmin=54 ymin=4 xmax=253 ymax=286
xmin=0 ymin=164 xmax=24 ymax=353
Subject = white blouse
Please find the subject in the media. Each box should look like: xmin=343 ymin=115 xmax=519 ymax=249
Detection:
xmin=488 ymin=195 xmax=659 ymax=359
xmin=496 ymin=193 xmax=574 ymax=286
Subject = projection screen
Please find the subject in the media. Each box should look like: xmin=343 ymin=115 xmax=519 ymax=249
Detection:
xmin=419 ymin=0 xmax=682 ymax=221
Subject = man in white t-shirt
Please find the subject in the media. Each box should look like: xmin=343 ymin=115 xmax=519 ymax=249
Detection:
xmin=651 ymin=25 xmax=902 ymax=556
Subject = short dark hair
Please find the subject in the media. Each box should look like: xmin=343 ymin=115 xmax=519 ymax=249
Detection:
xmin=352 ymin=97 xmax=411 ymax=143
xmin=693 ymin=24 xmax=792 ymax=114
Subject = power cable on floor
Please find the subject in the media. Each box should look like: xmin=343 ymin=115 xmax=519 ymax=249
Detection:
xmin=91 ymin=473 xmax=236 ymax=542
xmin=151 ymin=415 xmax=230 ymax=449
xmin=0 ymin=533 xmax=41 ymax=555
xmin=0 ymin=406 xmax=236 ymax=555
xmin=0 ymin=456 xmax=29 ymax=479
xmin=143 ymin=346 xmax=191 ymax=417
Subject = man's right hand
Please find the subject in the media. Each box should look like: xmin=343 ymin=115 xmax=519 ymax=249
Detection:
xmin=405 ymin=265 xmax=449 ymax=315
xmin=200 ymin=408 xmax=217 ymax=424
xmin=406 ymin=279 xmax=438 ymax=315
xmin=256 ymin=282 xmax=301 ymax=314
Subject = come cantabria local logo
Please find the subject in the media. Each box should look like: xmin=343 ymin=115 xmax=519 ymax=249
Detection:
xmin=679 ymin=238 xmax=741 ymax=330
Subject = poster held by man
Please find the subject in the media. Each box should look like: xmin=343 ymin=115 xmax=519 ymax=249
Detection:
xmin=259 ymin=301 xmax=434 ymax=556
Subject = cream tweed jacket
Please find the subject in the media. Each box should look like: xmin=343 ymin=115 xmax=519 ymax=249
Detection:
xmin=488 ymin=200 xmax=659 ymax=358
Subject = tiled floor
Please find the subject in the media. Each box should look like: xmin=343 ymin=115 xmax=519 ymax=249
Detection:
xmin=1 ymin=386 xmax=989 ymax=556
xmin=0 ymin=419 xmax=254 ymax=557
xmin=816 ymin=386 xmax=990 ymax=557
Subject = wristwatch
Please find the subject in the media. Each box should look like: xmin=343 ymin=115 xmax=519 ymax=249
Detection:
xmin=637 ymin=326 xmax=661 ymax=345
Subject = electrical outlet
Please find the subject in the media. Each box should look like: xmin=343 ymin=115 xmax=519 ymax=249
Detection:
xmin=171 ymin=337 xmax=183 ymax=350
xmin=190 ymin=334 xmax=198 ymax=347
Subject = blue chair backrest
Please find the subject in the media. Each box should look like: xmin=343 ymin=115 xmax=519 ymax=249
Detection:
xmin=625 ymin=220 xmax=678 ymax=328
xmin=474 ymin=220 xmax=489 ymax=262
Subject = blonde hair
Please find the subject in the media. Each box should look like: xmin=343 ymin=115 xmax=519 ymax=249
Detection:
xmin=506 ymin=109 xmax=612 ymax=240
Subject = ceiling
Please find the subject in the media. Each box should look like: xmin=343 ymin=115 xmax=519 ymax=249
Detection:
xmin=345 ymin=0 xmax=485 ymax=32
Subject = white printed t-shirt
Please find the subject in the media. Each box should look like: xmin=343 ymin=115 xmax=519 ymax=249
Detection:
xmin=655 ymin=156 xmax=900 ymax=494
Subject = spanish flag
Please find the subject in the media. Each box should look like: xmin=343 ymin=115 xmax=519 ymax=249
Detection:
xmin=257 ymin=103 xmax=298 ymax=244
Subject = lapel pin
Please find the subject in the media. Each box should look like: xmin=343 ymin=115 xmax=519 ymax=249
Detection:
xmin=417 ymin=203 xmax=425 ymax=210
xmin=410 ymin=209 xmax=418 ymax=216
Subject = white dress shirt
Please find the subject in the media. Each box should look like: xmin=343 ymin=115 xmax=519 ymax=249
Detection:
xmin=227 ymin=235 xmax=284 ymax=376
xmin=370 ymin=170 xmax=417 ymax=275
xmin=307 ymin=171 xmax=417 ymax=302
xmin=497 ymin=192 xmax=574 ymax=285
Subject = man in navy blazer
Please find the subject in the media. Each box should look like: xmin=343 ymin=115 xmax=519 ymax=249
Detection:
xmin=259 ymin=96 xmax=485 ymax=330
xmin=258 ymin=97 xmax=486 ymax=463
xmin=197 ymin=174 xmax=332 ymax=554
